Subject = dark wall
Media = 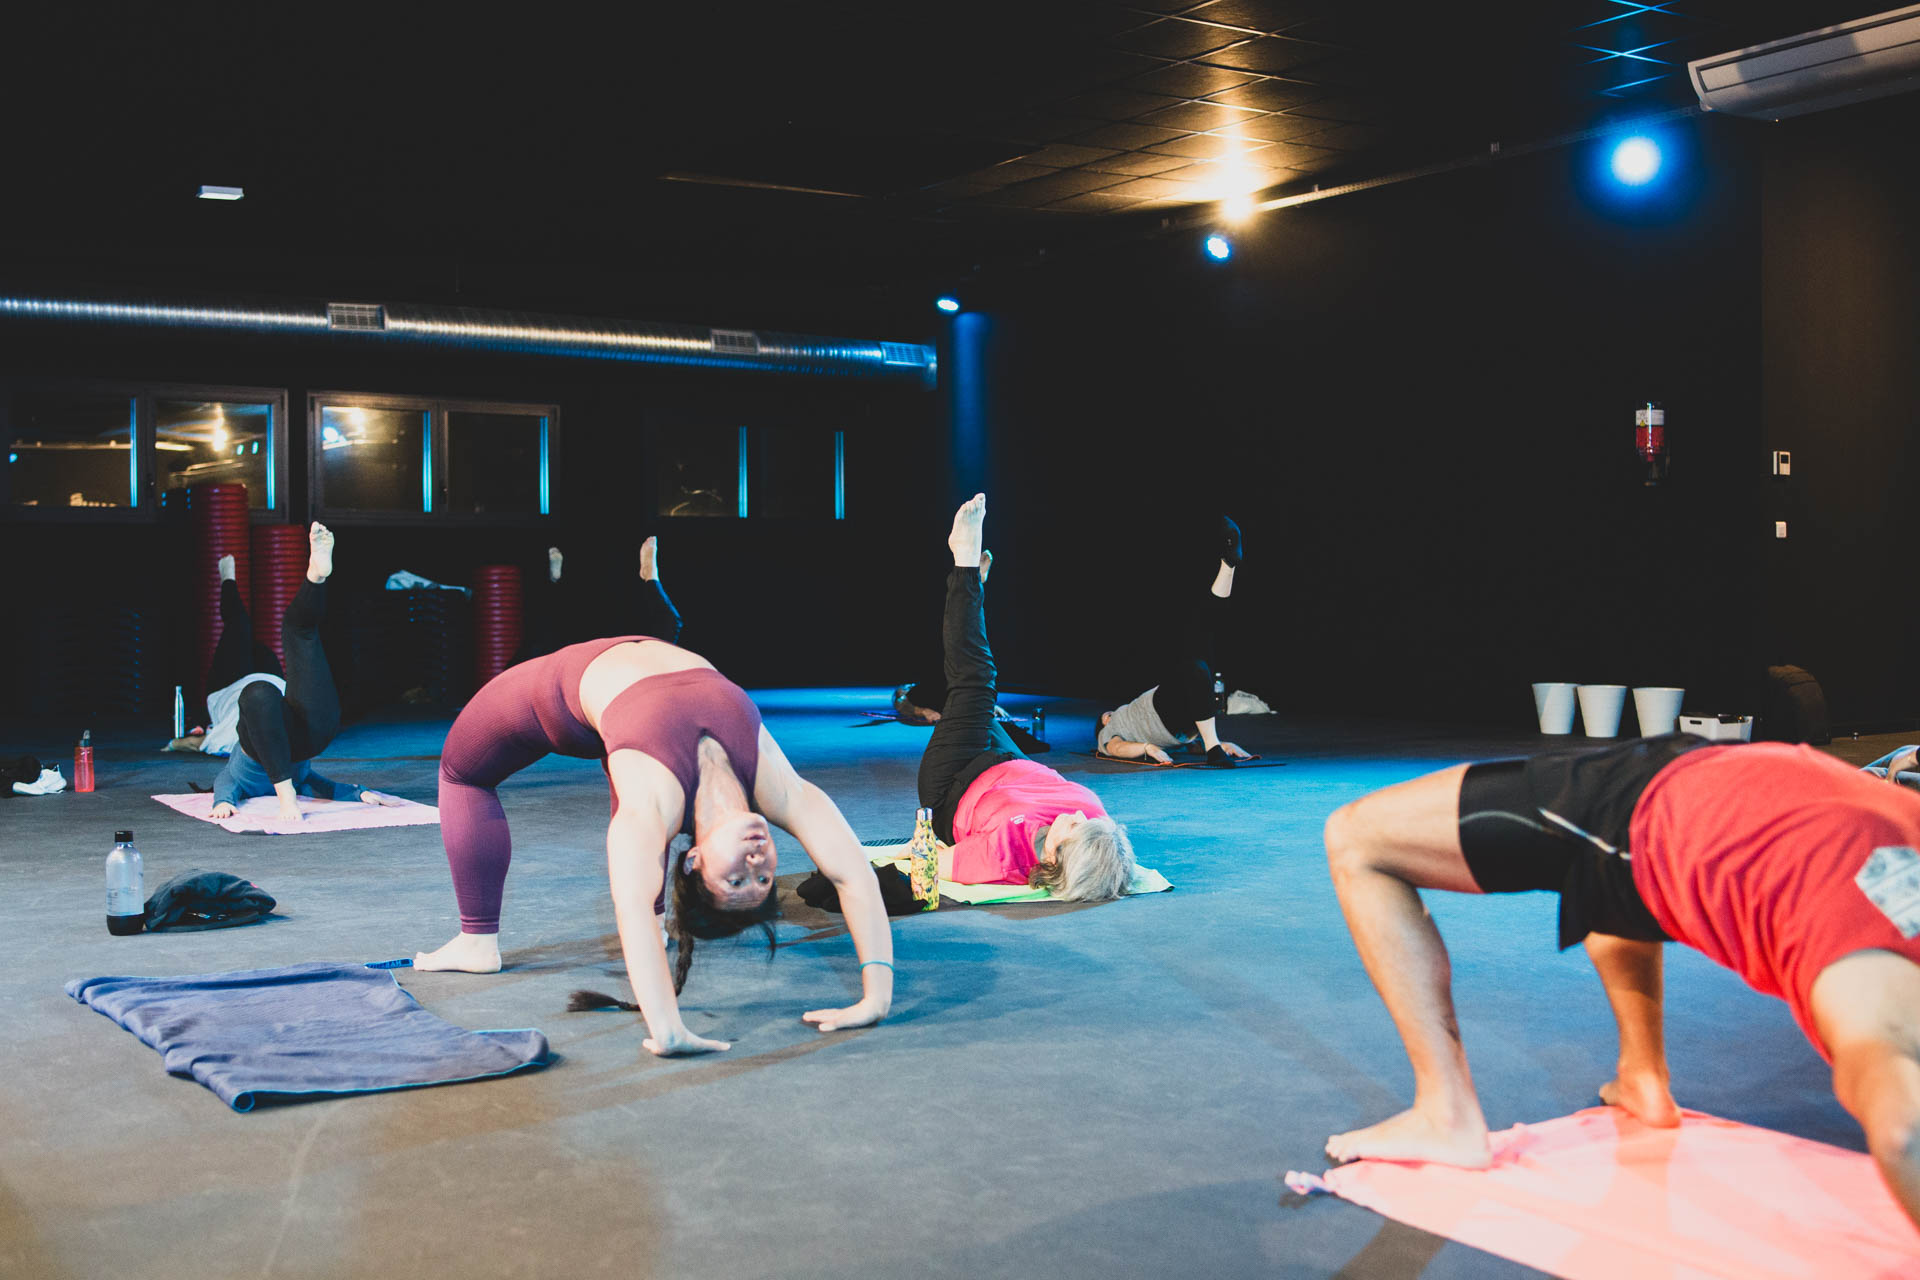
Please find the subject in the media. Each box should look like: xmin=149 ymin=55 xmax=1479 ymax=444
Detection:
xmin=971 ymin=115 xmax=1771 ymax=726
xmin=1760 ymin=93 xmax=1920 ymax=728
xmin=0 ymin=323 xmax=945 ymax=719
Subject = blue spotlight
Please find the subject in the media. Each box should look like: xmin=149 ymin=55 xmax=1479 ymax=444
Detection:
xmin=936 ymin=296 xmax=960 ymax=313
xmin=1610 ymin=136 xmax=1662 ymax=187
xmin=1204 ymin=234 xmax=1233 ymax=261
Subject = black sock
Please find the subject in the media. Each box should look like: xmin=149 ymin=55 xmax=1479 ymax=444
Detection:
xmin=1206 ymin=744 xmax=1235 ymax=766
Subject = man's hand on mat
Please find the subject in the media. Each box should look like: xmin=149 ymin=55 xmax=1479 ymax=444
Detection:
xmin=359 ymin=790 xmax=406 ymax=807
xmin=642 ymin=1023 xmax=731 ymax=1057
xmin=801 ymin=996 xmax=888 ymax=1034
xmin=210 ymin=802 xmax=237 ymax=819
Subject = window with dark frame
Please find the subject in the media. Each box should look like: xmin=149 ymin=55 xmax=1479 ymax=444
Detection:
xmin=653 ymin=424 xmax=846 ymax=521
xmin=3 ymin=390 xmax=137 ymax=509
xmin=155 ymin=399 xmax=276 ymax=509
xmin=2 ymin=382 xmax=288 ymax=519
xmin=310 ymin=394 xmax=556 ymax=521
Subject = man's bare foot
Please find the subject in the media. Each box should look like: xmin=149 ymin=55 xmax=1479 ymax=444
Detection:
xmin=1599 ymin=1069 xmax=1681 ymax=1127
xmin=979 ymin=549 xmax=992 ymax=584
xmin=949 ymin=493 xmax=985 ymax=567
xmin=639 ymin=536 xmax=659 ymax=582
xmin=548 ymin=546 xmax=563 ymax=584
xmin=414 ymin=932 xmax=502 ymax=973
xmin=307 ymin=522 xmax=334 ymax=583
xmin=218 ymin=554 xmax=236 ymax=583
xmin=1326 ymin=1107 xmax=1492 ymax=1167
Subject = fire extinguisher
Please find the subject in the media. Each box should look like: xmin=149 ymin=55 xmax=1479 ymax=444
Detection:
xmin=1635 ymin=401 xmax=1669 ymax=486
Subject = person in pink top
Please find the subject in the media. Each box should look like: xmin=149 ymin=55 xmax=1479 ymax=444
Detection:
xmin=1318 ymin=732 xmax=1920 ymax=1232
xmin=918 ymin=495 xmax=1135 ymax=901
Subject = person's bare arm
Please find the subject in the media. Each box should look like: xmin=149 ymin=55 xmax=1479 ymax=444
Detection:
xmin=752 ymin=728 xmax=893 ymax=1031
xmin=1812 ymin=950 xmax=1920 ymax=1232
xmin=605 ymin=749 xmax=728 ymax=1056
xmin=1102 ymin=736 xmax=1172 ymax=764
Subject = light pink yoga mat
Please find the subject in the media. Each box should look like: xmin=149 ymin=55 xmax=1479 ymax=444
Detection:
xmin=152 ymin=792 xmax=440 ymax=836
xmin=1289 ymin=1107 xmax=1920 ymax=1279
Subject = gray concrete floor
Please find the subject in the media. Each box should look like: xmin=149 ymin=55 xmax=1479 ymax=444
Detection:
xmin=0 ymin=696 xmax=1879 ymax=1279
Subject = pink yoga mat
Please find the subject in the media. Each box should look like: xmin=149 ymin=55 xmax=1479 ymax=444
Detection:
xmin=152 ymin=792 xmax=440 ymax=836
xmin=1289 ymin=1108 xmax=1920 ymax=1279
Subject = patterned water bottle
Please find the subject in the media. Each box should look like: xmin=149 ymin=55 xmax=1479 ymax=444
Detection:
xmin=106 ymin=829 xmax=143 ymax=936
xmin=909 ymin=806 xmax=940 ymax=911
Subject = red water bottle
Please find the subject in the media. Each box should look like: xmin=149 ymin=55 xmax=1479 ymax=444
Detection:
xmin=74 ymin=730 xmax=95 ymax=793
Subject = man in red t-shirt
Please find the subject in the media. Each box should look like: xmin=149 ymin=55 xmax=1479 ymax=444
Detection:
xmin=1320 ymin=734 xmax=1920 ymax=1231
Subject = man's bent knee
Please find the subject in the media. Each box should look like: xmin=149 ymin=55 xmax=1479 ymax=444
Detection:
xmin=1324 ymin=801 xmax=1370 ymax=876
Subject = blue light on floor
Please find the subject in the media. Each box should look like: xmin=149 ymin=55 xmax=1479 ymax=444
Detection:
xmin=936 ymin=297 xmax=960 ymax=313
xmin=1610 ymin=136 xmax=1662 ymax=186
xmin=1204 ymin=235 xmax=1232 ymax=261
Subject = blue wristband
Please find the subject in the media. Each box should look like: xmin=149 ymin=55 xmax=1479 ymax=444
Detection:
xmin=860 ymin=960 xmax=895 ymax=973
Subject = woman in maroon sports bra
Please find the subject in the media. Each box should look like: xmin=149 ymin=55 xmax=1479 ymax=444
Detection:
xmin=415 ymin=635 xmax=894 ymax=1056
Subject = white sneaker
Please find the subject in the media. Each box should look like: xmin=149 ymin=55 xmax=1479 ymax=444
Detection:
xmin=1227 ymin=690 xmax=1274 ymax=715
xmin=13 ymin=767 xmax=67 ymax=796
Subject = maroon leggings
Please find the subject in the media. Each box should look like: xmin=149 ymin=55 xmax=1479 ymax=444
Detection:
xmin=437 ymin=637 xmax=637 ymax=933
xmin=436 ymin=638 xmax=762 ymax=934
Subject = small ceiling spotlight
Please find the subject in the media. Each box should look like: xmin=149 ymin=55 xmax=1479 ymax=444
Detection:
xmin=935 ymin=296 xmax=961 ymax=313
xmin=1609 ymin=137 xmax=1662 ymax=187
xmin=1221 ymin=194 xmax=1256 ymax=224
xmin=197 ymin=185 xmax=244 ymax=201
xmin=1204 ymin=234 xmax=1233 ymax=261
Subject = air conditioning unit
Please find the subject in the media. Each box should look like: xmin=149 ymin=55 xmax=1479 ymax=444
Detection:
xmin=1689 ymin=5 xmax=1920 ymax=119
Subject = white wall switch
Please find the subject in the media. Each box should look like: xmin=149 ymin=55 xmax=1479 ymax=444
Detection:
xmin=1772 ymin=450 xmax=1792 ymax=476
xmin=1775 ymin=521 xmax=1788 ymax=538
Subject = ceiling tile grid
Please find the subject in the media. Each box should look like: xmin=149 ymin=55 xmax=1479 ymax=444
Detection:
xmin=913 ymin=1 xmax=1883 ymax=222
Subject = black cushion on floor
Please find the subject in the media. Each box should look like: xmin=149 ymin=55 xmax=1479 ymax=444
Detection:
xmin=796 ymin=864 xmax=923 ymax=916
xmin=144 ymin=869 xmax=278 ymax=931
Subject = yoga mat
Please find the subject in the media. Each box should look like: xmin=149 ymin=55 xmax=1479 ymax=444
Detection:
xmin=1287 ymin=1107 xmax=1920 ymax=1279
xmin=153 ymin=791 xmax=440 ymax=835
xmin=1076 ymin=751 xmax=1284 ymax=770
xmin=67 ymin=961 xmax=551 ymax=1111
xmin=860 ymin=838 xmax=1172 ymax=904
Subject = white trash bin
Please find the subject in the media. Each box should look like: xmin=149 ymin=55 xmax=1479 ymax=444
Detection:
xmin=1532 ymin=682 xmax=1579 ymax=735
xmin=1577 ymin=684 xmax=1628 ymax=738
xmin=1632 ymin=687 xmax=1686 ymax=736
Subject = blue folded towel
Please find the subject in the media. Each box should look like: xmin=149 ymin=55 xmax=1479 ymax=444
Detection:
xmin=67 ymin=961 xmax=552 ymax=1111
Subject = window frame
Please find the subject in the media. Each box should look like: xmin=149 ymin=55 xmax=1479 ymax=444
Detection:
xmin=308 ymin=391 xmax=559 ymax=527
xmin=0 ymin=377 xmax=288 ymax=524
xmin=648 ymin=420 xmax=847 ymax=524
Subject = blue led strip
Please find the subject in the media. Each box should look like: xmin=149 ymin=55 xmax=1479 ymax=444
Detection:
xmin=539 ymin=417 xmax=551 ymax=515
xmin=421 ymin=412 xmax=433 ymax=513
xmin=737 ymin=426 xmax=749 ymax=518
xmin=834 ymin=430 xmax=845 ymax=520
xmin=265 ymin=406 xmax=276 ymax=509
xmin=127 ymin=399 xmax=139 ymax=506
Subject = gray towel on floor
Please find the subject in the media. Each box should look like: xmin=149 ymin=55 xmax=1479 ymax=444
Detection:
xmin=67 ymin=960 xmax=551 ymax=1111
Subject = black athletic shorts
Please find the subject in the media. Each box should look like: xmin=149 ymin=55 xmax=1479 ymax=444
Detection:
xmin=1457 ymin=733 xmax=1713 ymax=949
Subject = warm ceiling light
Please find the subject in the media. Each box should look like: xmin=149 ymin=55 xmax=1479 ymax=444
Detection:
xmin=198 ymin=185 xmax=244 ymax=201
xmin=1221 ymin=194 xmax=1257 ymax=224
